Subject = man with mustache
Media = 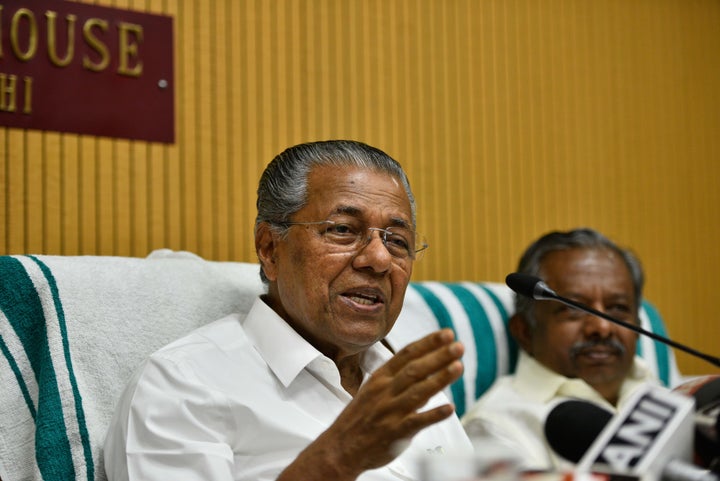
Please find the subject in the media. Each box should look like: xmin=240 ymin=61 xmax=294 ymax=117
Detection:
xmin=461 ymin=228 xmax=660 ymax=471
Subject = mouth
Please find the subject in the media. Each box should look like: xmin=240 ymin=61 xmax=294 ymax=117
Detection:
xmin=341 ymin=287 xmax=386 ymax=308
xmin=574 ymin=346 xmax=622 ymax=364
xmin=580 ymin=349 xmax=615 ymax=360
xmin=570 ymin=339 xmax=626 ymax=365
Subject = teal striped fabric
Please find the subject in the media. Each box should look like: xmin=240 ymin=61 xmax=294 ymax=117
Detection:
xmin=401 ymin=281 xmax=680 ymax=417
xmin=0 ymin=253 xmax=267 ymax=481
xmin=0 ymin=255 xmax=94 ymax=481
xmin=639 ymin=300 xmax=674 ymax=387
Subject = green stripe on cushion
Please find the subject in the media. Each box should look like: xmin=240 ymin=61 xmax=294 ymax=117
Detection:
xmin=0 ymin=257 xmax=43 ymax=420
xmin=446 ymin=284 xmax=498 ymax=404
xmin=0 ymin=256 xmax=77 ymax=480
xmin=30 ymin=255 xmax=95 ymax=480
xmin=0 ymin=330 xmax=37 ymax=419
xmin=476 ymin=284 xmax=519 ymax=374
xmin=410 ymin=283 xmax=466 ymax=415
xmin=640 ymin=300 xmax=671 ymax=387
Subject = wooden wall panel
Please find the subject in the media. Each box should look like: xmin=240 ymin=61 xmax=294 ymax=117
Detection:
xmin=2 ymin=0 xmax=719 ymax=374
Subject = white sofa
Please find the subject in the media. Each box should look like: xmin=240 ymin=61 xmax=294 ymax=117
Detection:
xmin=0 ymin=251 xmax=680 ymax=481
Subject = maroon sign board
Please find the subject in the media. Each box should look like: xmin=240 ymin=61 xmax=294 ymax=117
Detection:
xmin=0 ymin=1 xmax=174 ymax=143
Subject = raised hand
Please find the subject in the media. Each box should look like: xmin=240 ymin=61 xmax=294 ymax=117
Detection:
xmin=278 ymin=329 xmax=464 ymax=481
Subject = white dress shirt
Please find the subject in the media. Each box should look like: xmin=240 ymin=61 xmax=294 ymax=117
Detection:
xmin=461 ymin=351 xmax=658 ymax=472
xmin=103 ymin=297 xmax=473 ymax=481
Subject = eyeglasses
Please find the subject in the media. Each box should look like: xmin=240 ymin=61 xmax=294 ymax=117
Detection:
xmin=281 ymin=220 xmax=429 ymax=260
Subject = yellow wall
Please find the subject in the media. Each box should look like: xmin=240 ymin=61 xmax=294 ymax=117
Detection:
xmin=2 ymin=0 xmax=719 ymax=375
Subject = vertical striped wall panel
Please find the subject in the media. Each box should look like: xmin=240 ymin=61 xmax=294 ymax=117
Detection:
xmin=1 ymin=0 xmax=719 ymax=374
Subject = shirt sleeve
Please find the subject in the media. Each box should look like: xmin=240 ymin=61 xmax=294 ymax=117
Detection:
xmin=462 ymin=386 xmax=559 ymax=473
xmin=464 ymin=411 xmax=555 ymax=471
xmin=104 ymin=355 xmax=236 ymax=481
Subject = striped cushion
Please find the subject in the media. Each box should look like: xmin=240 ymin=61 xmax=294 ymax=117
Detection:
xmin=0 ymin=254 xmax=263 ymax=481
xmin=389 ymin=281 xmax=681 ymax=418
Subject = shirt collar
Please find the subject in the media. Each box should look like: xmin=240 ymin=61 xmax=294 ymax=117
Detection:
xmin=242 ymin=297 xmax=323 ymax=387
xmin=512 ymin=350 xmax=656 ymax=409
xmin=241 ymin=297 xmax=393 ymax=388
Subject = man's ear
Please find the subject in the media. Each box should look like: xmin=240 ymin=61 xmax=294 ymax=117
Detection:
xmin=255 ymin=222 xmax=279 ymax=282
xmin=509 ymin=313 xmax=534 ymax=355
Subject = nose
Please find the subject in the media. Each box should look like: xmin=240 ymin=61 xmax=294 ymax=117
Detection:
xmin=353 ymin=229 xmax=393 ymax=272
xmin=582 ymin=303 xmax=614 ymax=339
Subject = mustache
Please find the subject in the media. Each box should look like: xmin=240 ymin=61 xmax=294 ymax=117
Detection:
xmin=569 ymin=338 xmax=627 ymax=359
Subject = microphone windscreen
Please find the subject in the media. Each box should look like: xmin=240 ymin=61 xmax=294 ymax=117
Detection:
xmin=505 ymin=273 xmax=542 ymax=298
xmin=544 ymin=399 xmax=613 ymax=463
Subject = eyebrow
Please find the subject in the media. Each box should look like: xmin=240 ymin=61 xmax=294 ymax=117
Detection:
xmin=330 ymin=205 xmax=412 ymax=229
xmin=559 ymin=291 xmax=634 ymax=304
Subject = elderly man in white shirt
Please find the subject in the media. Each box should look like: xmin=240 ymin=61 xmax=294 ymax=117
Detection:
xmin=461 ymin=228 xmax=659 ymax=471
xmin=104 ymin=140 xmax=473 ymax=481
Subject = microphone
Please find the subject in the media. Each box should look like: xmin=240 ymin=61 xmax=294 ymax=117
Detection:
xmin=674 ymin=375 xmax=720 ymax=471
xmin=505 ymin=273 xmax=720 ymax=368
xmin=544 ymin=399 xmax=614 ymax=465
xmin=544 ymin=385 xmax=717 ymax=481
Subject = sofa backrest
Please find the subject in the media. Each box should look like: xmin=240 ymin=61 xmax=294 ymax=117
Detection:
xmin=0 ymin=252 xmax=680 ymax=481
xmin=388 ymin=281 xmax=681 ymax=417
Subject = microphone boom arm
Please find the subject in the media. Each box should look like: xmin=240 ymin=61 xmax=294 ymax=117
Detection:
xmin=544 ymin=287 xmax=720 ymax=369
xmin=505 ymin=272 xmax=720 ymax=368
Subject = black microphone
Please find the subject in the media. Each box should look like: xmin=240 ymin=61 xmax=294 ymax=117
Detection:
xmin=505 ymin=273 xmax=720 ymax=368
xmin=674 ymin=375 xmax=720 ymax=471
xmin=544 ymin=399 xmax=614 ymax=464
xmin=544 ymin=386 xmax=718 ymax=481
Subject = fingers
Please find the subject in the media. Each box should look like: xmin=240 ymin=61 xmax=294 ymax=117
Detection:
xmin=362 ymin=328 xmax=464 ymax=420
xmin=397 ymin=403 xmax=457 ymax=435
xmin=394 ymin=355 xmax=463 ymax=411
xmin=321 ymin=330 xmax=464 ymax=473
xmin=393 ymin=339 xmax=463 ymax=396
xmin=380 ymin=328 xmax=464 ymax=394
xmin=383 ymin=328 xmax=460 ymax=375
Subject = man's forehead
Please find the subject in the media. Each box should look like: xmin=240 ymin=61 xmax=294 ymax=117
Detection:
xmin=538 ymin=248 xmax=634 ymax=294
xmin=304 ymin=167 xmax=413 ymax=222
xmin=540 ymin=247 xmax=622 ymax=271
xmin=325 ymin=204 xmax=412 ymax=228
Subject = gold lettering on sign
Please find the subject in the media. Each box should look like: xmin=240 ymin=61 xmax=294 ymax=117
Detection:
xmin=117 ymin=22 xmax=143 ymax=77
xmin=11 ymin=8 xmax=38 ymax=61
xmin=82 ymin=18 xmax=110 ymax=72
xmin=0 ymin=1 xmax=172 ymax=140
xmin=1 ymin=7 xmax=149 ymax=75
xmin=0 ymin=73 xmax=17 ymax=111
xmin=23 ymin=76 xmax=32 ymax=113
xmin=46 ymin=11 xmax=77 ymax=67
xmin=0 ymin=74 xmax=32 ymax=113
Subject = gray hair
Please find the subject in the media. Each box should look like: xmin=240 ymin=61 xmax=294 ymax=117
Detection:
xmin=255 ymin=139 xmax=417 ymax=283
xmin=514 ymin=228 xmax=644 ymax=323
